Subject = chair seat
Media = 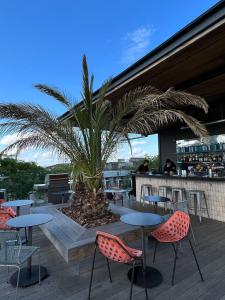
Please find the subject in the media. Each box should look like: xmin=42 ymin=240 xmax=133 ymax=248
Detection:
xmin=151 ymin=230 xmax=182 ymax=243
xmin=0 ymin=246 xmax=39 ymax=265
xmin=125 ymin=245 xmax=142 ymax=258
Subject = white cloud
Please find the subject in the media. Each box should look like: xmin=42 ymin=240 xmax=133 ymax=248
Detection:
xmin=121 ymin=26 xmax=155 ymax=66
xmin=0 ymin=133 xmax=18 ymax=146
xmin=131 ymin=140 xmax=147 ymax=146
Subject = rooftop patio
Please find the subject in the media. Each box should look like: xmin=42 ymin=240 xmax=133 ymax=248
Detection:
xmin=2 ymin=200 xmax=225 ymax=300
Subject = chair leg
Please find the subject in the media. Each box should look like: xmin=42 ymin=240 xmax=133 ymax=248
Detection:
xmin=7 ymin=266 xmax=9 ymax=283
xmin=106 ymin=257 xmax=112 ymax=282
xmin=153 ymin=240 xmax=158 ymax=263
xmin=140 ymin=259 xmax=148 ymax=300
xmin=88 ymin=246 xmax=97 ymax=300
xmin=171 ymin=243 xmax=178 ymax=285
xmin=129 ymin=261 xmax=136 ymax=300
xmin=190 ymin=221 xmax=197 ymax=245
xmin=38 ymin=250 xmax=41 ymax=285
xmin=188 ymin=238 xmax=204 ymax=281
xmin=203 ymin=193 xmax=210 ymax=219
xmin=15 ymin=267 xmax=20 ymax=300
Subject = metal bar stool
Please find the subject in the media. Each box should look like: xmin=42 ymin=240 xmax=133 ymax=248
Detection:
xmin=140 ymin=184 xmax=153 ymax=205
xmin=171 ymin=188 xmax=196 ymax=244
xmin=158 ymin=186 xmax=172 ymax=211
xmin=187 ymin=190 xmax=210 ymax=223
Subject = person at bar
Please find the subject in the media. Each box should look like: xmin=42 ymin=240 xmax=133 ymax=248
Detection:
xmin=131 ymin=159 xmax=149 ymax=197
xmin=163 ymin=159 xmax=177 ymax=175
xmin=136 ymin=159 xmax=149 ymax=174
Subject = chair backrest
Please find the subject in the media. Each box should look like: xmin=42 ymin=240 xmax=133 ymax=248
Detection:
xmin=0 ymin=230 xmax=21 ymax=265
xmin=0 ymin=211 xmax=13 ymax=230
xmin=96 ymin=230 xmax=134 ymax=263
xmin=159 ymin=211 xmax=190 ymax=240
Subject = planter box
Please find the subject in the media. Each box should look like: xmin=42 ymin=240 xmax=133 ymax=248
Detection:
xmin=33 ymin=203 xmax=141 ymax=262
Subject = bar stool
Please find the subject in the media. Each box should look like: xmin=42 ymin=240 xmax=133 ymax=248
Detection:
xmin=158 ymin=186 xmax=172 ymax=211
xmin=140 ymin=184 xmax=153 ymax=205
xmin=171 ymin=187 xmax=187 ymax=201
xmin=158 ymin=186 xmax=172 ymax=198
xmin=187 ymin=190 xmax=209 ymax=223
xmin=171 ymin=187 xmax=196 ymax=244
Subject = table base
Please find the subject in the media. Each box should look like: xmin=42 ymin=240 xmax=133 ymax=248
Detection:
xmin=127 ymin=265 xmax=162 ymax=288
xmin=10 ymin=266 xmax=48 ymax=287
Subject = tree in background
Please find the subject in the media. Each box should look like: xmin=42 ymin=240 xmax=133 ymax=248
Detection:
xmin=0 ymin=55 xmax=208 ymax=220
xmin=0 ymin=158 xmax=47 ymax=199
xmin=144 ymin=155 xmax=160 ymax=170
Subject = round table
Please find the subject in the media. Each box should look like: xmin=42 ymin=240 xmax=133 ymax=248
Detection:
xmin=120 ymin=212 xmax=163 ymax=288
xmin=104 ymin=188 xmax=132 ymax=206
xmin=7 ymin=213 xmax=53 ymax=287
xmin=143 ymin=195 xmax=170 ymax=213
xmin=2 ymin=199 xmax=34 ymax=216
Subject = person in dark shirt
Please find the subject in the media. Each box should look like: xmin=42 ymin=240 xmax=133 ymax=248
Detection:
xmin=136 ymin=159 xmax=149 ymax=174
xmin=131 ymin=159 xmax=149 ymax=197
xmin=163 ymin=159 xmax=177 ymax=175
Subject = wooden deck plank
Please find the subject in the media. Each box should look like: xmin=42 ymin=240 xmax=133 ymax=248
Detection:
xmin=1 ymin=207 xmax=225 ymax=299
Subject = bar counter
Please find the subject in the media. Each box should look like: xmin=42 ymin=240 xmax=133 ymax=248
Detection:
xmin=135 ymin=174 xmax=225 ymax=222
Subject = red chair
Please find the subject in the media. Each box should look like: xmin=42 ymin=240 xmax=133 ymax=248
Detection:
xmin=88 ymin=230 xmax=148 ymax=300
xmin=151 ymin=211 xmax=204 ymax=285
xmin=0 ymin=211 xmax=13 ymax=230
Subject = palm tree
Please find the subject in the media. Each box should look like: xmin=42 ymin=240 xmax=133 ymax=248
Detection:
xmin=0 ymin=55 xmax=208 ymax=214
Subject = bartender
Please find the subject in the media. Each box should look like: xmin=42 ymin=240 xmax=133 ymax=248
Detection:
xmin=136 ymin=159 xmax=149 ymax=174
xmin=131 ymin=159 xmax=149 ymax=197
xmin=163 ymin=159 xmax=177 ymax=175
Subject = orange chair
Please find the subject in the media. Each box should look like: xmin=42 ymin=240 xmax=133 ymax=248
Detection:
xmin=0 ymin=211 xmax=12 ymax=230
xmin=88 ymin=230 xmax=148 ymax=300
xmin=151 ymin=211 xmax=204 ymax=285
xmin=0 ymin=199 xmax=16 ymax=230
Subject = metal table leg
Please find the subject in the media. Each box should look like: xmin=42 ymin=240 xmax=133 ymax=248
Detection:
xmin=10 ymin=226 xmax=48 ymax=287
xmin=127 ymin=227 xmax=163 ymax=288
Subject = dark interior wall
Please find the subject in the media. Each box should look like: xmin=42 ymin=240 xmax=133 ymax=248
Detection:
xmin=158 ymin=121 xmax=225 ymax=171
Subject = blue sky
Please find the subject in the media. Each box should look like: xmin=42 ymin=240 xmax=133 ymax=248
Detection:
xmin=0 ymin=0 xmax=220 ymax=166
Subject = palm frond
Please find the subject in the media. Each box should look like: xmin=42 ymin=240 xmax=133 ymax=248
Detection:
xmin=34 ymin=84 xmax=71 ymax=107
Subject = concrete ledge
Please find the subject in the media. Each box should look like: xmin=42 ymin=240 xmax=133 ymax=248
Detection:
xmin=33 ymin=203 xmax=141 ymax=262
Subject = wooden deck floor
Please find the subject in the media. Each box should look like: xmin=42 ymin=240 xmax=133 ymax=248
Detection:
xmin=1 ymin=205 xmax=225 ymax=299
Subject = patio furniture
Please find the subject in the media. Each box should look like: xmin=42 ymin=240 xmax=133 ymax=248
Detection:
xmin=2 ymin=200 xmax=34 ymax=244
xmin=7 ymin=213 xmax=53 ymax=287
xmin=88 ymin=230 xmax=148 ymax=300
xmin=140 ymin=184 xmax=153 ymax=204
xmin=2 ymin=199 xmax=34 ymax=216
xmin=120 ymin=212 xmax=163 ymax=288
xmin=0 ymin=189 xmax=7 ymax=201
xmin=171 ymin=188 xmax=187 ymax=203
xmin=104 ymin=188 xmax=132 ymax=206
xmin=187 ymin=190 xmax=210 ymax=222
xmin=0 ymin=230 xmax=40 ymax=300
xmin=158 ymin=186 xmax=172 ymax=198
xmin=151 ymin=211 xmax=204 ymax=285
xmin=50 ymin=190 xmax=73 ymax=204
xmin=45 ymin=173 xmax=70 ymax=204
xmin=142 ymin=195 xmax=170 ymax=213
xmin=0 ymin=210 xmax=14 ymax=230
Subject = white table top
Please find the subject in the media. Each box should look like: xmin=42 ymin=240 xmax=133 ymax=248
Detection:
xmin=7 ymin=213 xmax=53 ymax=228
xmin=2 ymin=200 xmax=34 ymax=208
